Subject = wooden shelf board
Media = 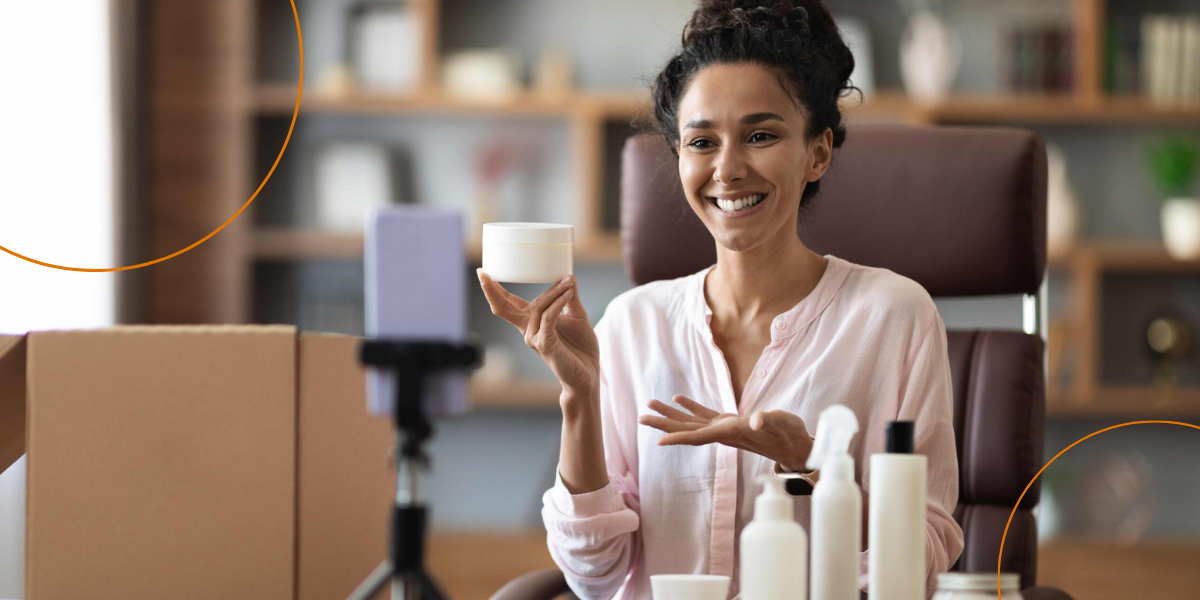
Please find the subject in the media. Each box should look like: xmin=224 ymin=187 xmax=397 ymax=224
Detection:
xmin=1048 ymin=385 xmax=1200 ymax=418
xmin=918 ymin=94 xmax=1200 ymax=124
xmin=470 ymin=378 xmax=561 ymax=410
xmin=252 ymin=229 xmax=623 ymax=263
xmin=1050 ymin=240 xmax=1200 ymax=272
xmin=577 ymin=233 xmax=625 ymax=262
xmin=252 ymin=229 xmax=363 ymax=260
xmin=257 ymin=83 xmax=647 ymax=119
xmin=260 ymin=82 xmax=1200 ymax=124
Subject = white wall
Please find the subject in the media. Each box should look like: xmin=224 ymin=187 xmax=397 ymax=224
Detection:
xmin=0 ymin=1 xmax=117 ymax=596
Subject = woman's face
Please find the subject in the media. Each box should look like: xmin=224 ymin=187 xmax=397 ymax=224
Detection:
xmin=675 ymin=62 xmax=831 ymax=254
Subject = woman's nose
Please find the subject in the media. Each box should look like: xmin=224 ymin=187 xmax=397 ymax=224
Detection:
xmin=712 ymin=147 xmax=748 ymax=184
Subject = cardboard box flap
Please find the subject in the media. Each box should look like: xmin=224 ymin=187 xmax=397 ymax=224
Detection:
xmin=0 ymin=334 xmax=27 ymax=474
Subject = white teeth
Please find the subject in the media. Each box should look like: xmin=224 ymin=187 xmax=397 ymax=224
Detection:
xmin=714 ymin=194 xmax=764 ymax=213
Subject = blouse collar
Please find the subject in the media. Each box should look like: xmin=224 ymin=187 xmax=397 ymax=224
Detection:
xmin=691 ymin=255 xmax=851 ymax=341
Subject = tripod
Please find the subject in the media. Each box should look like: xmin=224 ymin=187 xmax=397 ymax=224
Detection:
xmin=346 ymin=340 xmax=481 ymax=600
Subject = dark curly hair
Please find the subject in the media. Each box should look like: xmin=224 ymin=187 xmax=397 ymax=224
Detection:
xmin=652 ymin=0 xmax=859 ymax=205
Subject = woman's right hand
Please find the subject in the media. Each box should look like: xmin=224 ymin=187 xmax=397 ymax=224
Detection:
xmin=477 ymin=269 xmax=600 ymax=398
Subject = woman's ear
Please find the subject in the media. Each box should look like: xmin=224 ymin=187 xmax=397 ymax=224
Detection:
xmin=806 ymin=128 xmax=834 ymax=181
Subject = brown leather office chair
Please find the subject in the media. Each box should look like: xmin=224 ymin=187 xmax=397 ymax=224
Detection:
xmin=491 ymin=124 xmax=1070 ymax=600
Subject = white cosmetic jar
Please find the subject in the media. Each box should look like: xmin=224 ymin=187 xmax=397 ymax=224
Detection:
xmin=933 ymin=573 xmax=1023 ymax=600
xmin=481 ymin=222 xmax=574 ymax=283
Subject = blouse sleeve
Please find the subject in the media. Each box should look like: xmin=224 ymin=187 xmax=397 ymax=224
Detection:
xmin=541 ymin=311 xmax=642 ymax=600
xmin=902 ymin=316 xmax=965 ymax=595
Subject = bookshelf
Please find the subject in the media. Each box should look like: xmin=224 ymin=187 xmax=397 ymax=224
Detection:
xmin=1046 ymin=241 xmax=1200 ymax=418
xmin=145 ymin=0 xmax=1200 ymax=419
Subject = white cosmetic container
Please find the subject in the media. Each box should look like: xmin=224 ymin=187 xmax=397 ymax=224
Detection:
xmin=650 ymin=575 xmax=730 ymax=600
xmin=806 ymin=405 xmax=861 ymax=600
xmin=933 ymin=573 xmax=1023 ymax=600
xmin=481 ymin=222 xmax=573 ymax=283
xmin=869 ymin=421 xmax=927 ymax=600
xmin=740 ymin=475 xmax=807 ymax=600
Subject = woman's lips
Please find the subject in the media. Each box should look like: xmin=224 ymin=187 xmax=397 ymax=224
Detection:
xmin=708 ymin=193 xmax=769 ymax=219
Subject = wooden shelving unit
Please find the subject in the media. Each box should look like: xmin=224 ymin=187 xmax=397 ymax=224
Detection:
xmin=148 ymin=0 xmax=1200 ymax=421
xmin=1046 ymin=241 xmax=1200 ymax=418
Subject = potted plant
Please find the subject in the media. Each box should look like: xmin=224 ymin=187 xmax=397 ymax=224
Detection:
xmin=1147 ymin=134 xmax=1200 ymax=260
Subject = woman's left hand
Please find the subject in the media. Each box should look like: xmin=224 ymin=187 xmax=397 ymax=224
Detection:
xmin=638 ymin=395 xmax=814 ymax=472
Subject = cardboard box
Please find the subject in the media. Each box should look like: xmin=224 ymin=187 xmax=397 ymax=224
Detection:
xmin=0 ymin=327 xmax=395 ymax=600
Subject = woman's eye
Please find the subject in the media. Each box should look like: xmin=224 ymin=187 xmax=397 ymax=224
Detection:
xmin=687 ymin=139 xmax=715 ymax=149
xmin=748 ymin=132 xmax=777 ymax=143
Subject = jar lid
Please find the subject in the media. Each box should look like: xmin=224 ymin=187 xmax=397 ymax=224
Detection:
xmin=935 ymin=573 xmax=1020 ymax=592
xmin=482 ymin=222 xmax=573 ymax=245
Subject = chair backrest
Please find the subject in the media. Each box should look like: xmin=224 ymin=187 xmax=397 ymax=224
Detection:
xmin=619 ymin=124 xmax=1048 ymax=588
xmin=620 ymin=124 xmax=1046 ymax=296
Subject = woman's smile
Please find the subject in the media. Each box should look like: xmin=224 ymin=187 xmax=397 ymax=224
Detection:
xmin=707 ymin=191 xmax=770 ymax=218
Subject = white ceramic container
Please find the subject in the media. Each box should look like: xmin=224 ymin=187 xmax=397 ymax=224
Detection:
xmin=1162 ymin=198 xmax=1200 ymax=260
xmin=481 ymin=222 xmax=573 ymax=283
xmin=933 ymin=573 xmax=1023 ymax=600
xmin=650 ymin=575 xmax=730 ymax=600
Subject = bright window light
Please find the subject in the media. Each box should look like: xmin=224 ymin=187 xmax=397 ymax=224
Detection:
xmin=0 ymin=0 xmax=116 ymax=334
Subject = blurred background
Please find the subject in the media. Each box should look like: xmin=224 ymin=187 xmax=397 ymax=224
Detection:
xmin=3 ymin=0 xmax=1200 ymax=598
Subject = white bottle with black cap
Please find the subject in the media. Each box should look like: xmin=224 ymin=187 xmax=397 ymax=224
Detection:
xmin=868 ymin=421 xmax=926 ymax=600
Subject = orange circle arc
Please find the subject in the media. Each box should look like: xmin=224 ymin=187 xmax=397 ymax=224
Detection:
xmin=0 ymin=1 xmax=303 ymax=272
xmin=997 ymin=420 xmax=1200 ymax=599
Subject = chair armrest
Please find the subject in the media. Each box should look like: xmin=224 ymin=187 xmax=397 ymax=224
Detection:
xmin=1021 ymin=586 xmax=1073 ymax=600
xmin=489 ymin=567 xmax=569 ymax=600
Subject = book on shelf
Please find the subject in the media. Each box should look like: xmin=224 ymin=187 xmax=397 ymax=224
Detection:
xmin=1120 ymin=13 xmax=1200 ymax=104
xmin=1106 ymin=16 xmax=1142 ymax=94
xmin=1006 ymin=23 xmax=1074 ymax=94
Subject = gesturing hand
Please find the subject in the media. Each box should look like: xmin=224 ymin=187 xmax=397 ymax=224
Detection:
xmin=638 ymin=395 xmax=814 ymax=472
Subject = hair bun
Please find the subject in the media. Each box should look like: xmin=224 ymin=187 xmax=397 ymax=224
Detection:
xmin=684 ymin=1 xmax=821 ymax=45
xmin=783 ymin=6 xmax=809 ymax=29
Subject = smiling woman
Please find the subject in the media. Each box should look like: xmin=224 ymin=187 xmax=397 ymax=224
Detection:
xmin=479 ymin=2 xmax=964 ymax=600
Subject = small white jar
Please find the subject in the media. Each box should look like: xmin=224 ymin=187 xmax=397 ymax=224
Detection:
xmin=933 ymin=573 xmax=1023 ymax=600
xmin=481 ymin=222 xmax=574 ymax=283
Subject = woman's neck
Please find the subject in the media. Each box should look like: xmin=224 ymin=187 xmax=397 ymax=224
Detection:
xmin=706 ymin=235 xmax=828 ymax=325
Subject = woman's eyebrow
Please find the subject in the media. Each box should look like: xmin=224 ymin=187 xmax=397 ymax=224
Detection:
xmin=683 ymin=113 xmax=784 ymax=130
xmin=741 ymin=112 xmax=784 ymax=125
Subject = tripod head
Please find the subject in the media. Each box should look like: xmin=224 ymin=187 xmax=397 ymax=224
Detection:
xmin=360 ymin=339 xmax=481 ymax=459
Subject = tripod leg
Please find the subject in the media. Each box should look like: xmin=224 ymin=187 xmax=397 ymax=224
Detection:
xmin=346 ymin=560 xmax=394 ymax=600
xmin=417 ymin=569 xmax=450 ymax=600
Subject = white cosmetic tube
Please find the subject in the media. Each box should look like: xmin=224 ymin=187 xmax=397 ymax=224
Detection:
xmin=868 ymin=421 xmax=927 ymax=600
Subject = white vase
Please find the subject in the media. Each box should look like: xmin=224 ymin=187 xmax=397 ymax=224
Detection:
xmin=1046 ymin=145 xmax=1080 ymax=256
xmin=1161 ymin=198 xmax=1200 ymax=260
xmin=899 ymin=10 xmax=961 ymax=103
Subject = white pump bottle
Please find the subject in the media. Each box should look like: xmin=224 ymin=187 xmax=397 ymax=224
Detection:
xmin=740 ymin=475 xmax=807 ymax=600
xmin=805 ymin=405 xmax=862 ymax=600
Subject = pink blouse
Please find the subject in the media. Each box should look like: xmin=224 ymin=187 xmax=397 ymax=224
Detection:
xmin=541 ymin=255 xmax=964 ymax=600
